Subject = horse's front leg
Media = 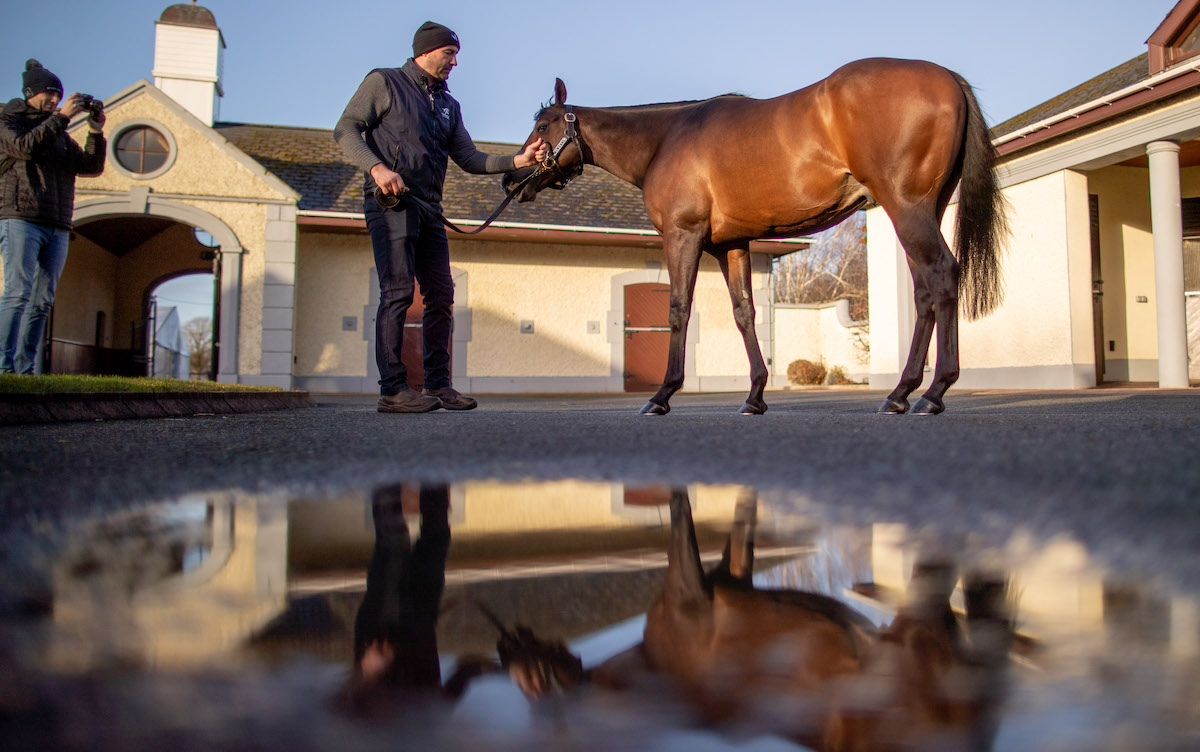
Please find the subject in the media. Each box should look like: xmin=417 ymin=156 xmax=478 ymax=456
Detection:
xmin=717 ymin=246 xmax=768 ymax=415
xmin=641 ymin=229 xmax=704 ymax=416
xmin=664 ymin=487 xmax=709 ymax=606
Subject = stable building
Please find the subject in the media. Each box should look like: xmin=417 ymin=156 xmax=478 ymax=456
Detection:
xmin=41 ymin=3 xmax=856 ymax=396
xmin=868 ymin=0 xmax=1200 ymax=390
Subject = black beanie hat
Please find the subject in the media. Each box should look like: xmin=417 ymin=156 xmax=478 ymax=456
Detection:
xmin=22 ymin=59 xmax=63 ymax=100
xmin=412 ymin=21 xmax=459 ymax=58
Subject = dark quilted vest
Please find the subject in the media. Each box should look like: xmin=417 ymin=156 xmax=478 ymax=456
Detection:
xmin=363 ymin=61 xmax=463 ymax=209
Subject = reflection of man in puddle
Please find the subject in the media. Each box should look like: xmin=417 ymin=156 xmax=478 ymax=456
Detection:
xmin=347 ymin=483 xmax=450 ymax=702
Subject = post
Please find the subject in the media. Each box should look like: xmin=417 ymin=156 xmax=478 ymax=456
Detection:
xmin=1146 ymin=141 xmax=1189 ymax=388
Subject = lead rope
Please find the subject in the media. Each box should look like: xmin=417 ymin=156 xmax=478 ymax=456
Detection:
xmin=374 ymin=109 xmax=584 ymax=235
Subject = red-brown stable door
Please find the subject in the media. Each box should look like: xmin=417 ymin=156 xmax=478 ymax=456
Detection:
xmin=401 ymin=284 xmax=433 ymax=389
xmin=623 ymin=283 xmax=670 ymax=392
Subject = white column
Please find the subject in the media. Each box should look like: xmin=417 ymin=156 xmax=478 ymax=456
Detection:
xmin=217 ymin=248 xmax=241 ymax=383
xmin=1146 ymin=141 xmax=1189 ymax=388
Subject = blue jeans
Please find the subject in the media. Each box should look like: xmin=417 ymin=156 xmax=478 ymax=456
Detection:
xmin=0 ymin=219 xmax=69 ymax=374
xmin=364 ymin=195 xmax=455 ymax=396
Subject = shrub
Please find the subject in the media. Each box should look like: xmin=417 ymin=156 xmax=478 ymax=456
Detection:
xmin=786 ymin=358 xmax=827 ymax=385
xmin=826 ymin=365 xmax=854 ymax=385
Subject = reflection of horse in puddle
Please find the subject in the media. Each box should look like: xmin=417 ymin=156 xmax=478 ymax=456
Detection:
xmin=501 ymin=488 xmax=1013 ymax=751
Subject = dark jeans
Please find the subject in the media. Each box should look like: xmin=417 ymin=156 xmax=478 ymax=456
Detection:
xmin=353 ymin=484 xmax=451 ymax=690
xmin=364 ymin=195 xmax=454 ymax=396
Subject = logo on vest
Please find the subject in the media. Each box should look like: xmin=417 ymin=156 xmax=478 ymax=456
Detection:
xmin=441 ymin=107 xmax=451 ymax=122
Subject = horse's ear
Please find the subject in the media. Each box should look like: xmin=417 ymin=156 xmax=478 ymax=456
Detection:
xmin=554 ymin=78 xmax=567 ymax=106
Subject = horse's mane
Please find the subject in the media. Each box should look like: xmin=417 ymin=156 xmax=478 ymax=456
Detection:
xmin=534 ymin=93 xmax=747 ymax=120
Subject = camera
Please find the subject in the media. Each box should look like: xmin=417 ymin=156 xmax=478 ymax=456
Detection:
xmin=77 ymin=94 xmax=104 ymax=117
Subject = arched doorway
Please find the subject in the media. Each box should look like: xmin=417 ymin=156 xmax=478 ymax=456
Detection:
xmin=54 ymin=197 xmax=244 ymax=379
xmin=50 ymin=215 xmax=221 ymax=376
xmin=151 ymin=271 xmax=217 ymax=379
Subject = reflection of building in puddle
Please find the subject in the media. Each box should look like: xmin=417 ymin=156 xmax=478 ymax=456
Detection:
xmin=270 ymin=482 xmax=817 ymax=659
xmin=47 ymin=482 xmax=813 ymax=670
xmin=47 ymin=481 xmax=1197 ymax=693
xmin=857 ymin=523 xmax=1199 ymax=663
xmin=286 ymin=481 xmax=797 ymax=590
xmin=49 ymin=494 xmax=288 ymax=671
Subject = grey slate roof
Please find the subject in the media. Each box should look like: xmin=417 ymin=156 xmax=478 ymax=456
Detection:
xmin=991 ymin=54 xmax=1150 ymax=139
xmin=213 ymin=123 xmax=656 ymax=232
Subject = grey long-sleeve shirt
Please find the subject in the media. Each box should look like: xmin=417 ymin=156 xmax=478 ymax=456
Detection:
xmin=333 ymin=68 xmax=515 ymax=182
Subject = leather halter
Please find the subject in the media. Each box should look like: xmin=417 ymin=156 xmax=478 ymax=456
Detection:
xmin=534 ymin=106 xmax=585 ymax=190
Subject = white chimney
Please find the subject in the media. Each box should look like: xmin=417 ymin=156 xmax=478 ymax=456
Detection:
xmin=152 ymin=2 xmax=225 ymax=126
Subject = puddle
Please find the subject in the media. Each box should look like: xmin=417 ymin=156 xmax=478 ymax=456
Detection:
xmin=1 ymin=481 xmax=1197 ymax=751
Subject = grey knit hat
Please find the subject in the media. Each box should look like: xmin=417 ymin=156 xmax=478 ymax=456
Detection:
xmin=412 ymin=21 xmax=459 ymax=58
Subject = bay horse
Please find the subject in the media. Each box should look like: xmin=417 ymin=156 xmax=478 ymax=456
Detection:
xmin=504 ymin=58 xmax=1008 ymax=415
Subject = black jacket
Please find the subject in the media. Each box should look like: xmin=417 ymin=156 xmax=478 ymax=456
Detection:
xmin=0 ymin=98 xmax=105 ymax=229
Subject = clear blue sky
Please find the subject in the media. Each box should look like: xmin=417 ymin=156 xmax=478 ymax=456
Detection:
xmin=0 ymin=0 xmax=1180 ymax=325
xmin=0 ymin=0 xmax=1179 ymax=140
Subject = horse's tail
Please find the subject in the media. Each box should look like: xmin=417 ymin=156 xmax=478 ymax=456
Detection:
xmin=952 ymin=73 xmax=1009 ymax=320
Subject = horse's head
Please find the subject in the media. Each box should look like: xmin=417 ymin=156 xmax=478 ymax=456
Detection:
xmin=502 ymin=78 xmax=585 ymax=203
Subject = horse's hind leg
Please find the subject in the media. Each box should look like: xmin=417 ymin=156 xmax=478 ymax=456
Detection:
xmin=880 ymin=213 xmax=960 ymax=415
xmin=642 ymin=229 xmax=705 ymax=416
xmin=880 ymin=276 xmax=936 ymax=414
xmin=717 ymin=246 xmax=769 ymax=415
xmin=716 ymin=487 xmax=757 ymax=584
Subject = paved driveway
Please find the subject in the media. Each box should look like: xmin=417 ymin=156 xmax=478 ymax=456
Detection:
xmin=2 ymin=387 xmax=1198 ymax=585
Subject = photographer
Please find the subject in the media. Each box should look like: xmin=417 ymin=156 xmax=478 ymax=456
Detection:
xmin=0 ymin=59 xmax=105 ymax=374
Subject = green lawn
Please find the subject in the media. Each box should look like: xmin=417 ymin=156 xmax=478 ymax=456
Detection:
xmin=0 ymin=374 xmax=282 ymax=394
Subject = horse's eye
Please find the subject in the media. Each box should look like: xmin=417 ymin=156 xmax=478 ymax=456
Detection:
xmin=537 ymin=124 xmax=548 ymax=133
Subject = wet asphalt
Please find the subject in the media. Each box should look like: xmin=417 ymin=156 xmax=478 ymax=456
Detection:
xmin=1 ymin=387 xmax=1198 ymax=587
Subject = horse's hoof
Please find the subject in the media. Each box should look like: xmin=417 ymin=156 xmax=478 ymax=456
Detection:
xmin=738 ymin=401 xmax=767 ymax=415
xmin=910 ymin=396 xmax=945 ymax=415
xmin=878 ymin=397 xmax=909 ymax=414
xmin=640 ymin=400 xmax=670 ymax=415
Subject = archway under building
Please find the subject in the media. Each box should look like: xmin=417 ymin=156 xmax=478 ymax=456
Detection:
xmin=48 ymin=197 xmax=242 ymax=378
xmin=150 ymin=270 xmax=217 ymax=380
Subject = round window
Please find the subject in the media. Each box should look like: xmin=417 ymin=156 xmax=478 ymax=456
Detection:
xmin=115 ymin=125 xmax=171 ymax=174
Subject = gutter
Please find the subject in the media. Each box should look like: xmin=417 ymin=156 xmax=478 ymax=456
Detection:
xmin=296 ymin=210 xmax=811 ymax=254
xmin=994 ymin=58 xmax=1200 ymax=150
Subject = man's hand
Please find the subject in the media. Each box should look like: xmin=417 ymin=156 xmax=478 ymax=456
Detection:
xmin=59 ymin=93 xmax=85 ymax=119
xmin=370 ymin=163 xmax=408 ymax=195
xmin=513 ymin=138 xmax=549 ymax=169
xmin=87 ymin=106 xmax=106 ymax=132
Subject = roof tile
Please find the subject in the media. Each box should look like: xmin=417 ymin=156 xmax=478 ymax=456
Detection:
xmin=214 ymin=124 xmax=655 ymax=231
xmin=991 ymin=54 xmax=1150 ymax=139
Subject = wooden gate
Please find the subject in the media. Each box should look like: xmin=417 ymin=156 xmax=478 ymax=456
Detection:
xmin=623 ymin=283 xmax=670 ymax=392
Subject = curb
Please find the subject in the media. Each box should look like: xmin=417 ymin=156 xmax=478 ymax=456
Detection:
xmin=0 ymin=390 xmax=316 ymax=426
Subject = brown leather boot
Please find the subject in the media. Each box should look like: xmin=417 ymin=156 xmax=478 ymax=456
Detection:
xmin=424 ymin=386 xmax=477 ymax=411
xmin=377 ymin=388 xmax=442 ymax=413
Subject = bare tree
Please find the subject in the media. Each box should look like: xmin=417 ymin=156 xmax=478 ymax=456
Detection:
xmin=772 ymin=211 xmax=867 ymax=321
xmin=183 ymin=317 xmax=213 ymax=380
